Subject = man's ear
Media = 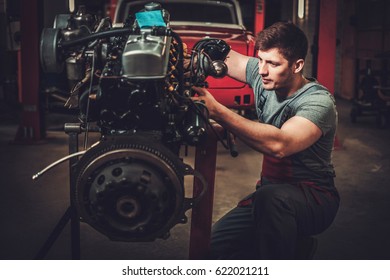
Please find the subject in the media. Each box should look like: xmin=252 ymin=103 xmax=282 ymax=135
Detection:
xmin=293 ymin=59 xmax=305 ymax=73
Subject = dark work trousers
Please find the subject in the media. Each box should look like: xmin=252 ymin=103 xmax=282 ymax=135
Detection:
xmin=210 ymin=180 xmax=340 ymax=259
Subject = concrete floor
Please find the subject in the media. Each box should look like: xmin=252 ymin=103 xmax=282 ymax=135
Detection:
xmin=0 ymin=97 xmax=389 ymax=260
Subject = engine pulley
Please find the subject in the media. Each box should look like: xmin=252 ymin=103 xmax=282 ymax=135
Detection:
xmin=40 ymin=28 xmax=64 ymax=73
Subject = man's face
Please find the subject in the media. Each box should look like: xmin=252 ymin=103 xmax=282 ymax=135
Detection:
xmin=257 ymin=48 xmax=295 ymax=94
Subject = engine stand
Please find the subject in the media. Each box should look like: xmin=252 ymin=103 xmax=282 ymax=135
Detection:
xmin=34 ymin=123 xmax=218 ymax=260
xmin=35 ymin=123 xmax=82 ymax=259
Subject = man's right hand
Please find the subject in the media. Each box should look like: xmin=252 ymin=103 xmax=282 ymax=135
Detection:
xmin=191 ymin=86 xmax=222 ymax=119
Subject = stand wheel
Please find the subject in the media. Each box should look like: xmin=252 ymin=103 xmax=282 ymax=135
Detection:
xmin=350 ymin=106 xmax=358 ymax=123
xmin=376 ymin=111 xmax=387 ymax=128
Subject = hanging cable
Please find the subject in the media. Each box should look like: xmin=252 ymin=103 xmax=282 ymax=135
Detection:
xmin=82 ymin=49 xmax=96 ymax=150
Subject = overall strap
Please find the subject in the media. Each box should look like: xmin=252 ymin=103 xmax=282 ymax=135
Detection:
xmin=277 ymin=84 xmax=330 ymax=127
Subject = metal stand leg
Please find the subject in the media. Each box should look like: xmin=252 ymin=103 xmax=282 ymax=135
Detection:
xmin=66 ymin=123 xmax=82 ymax=259
xmin=189 ymin=135 xmax=218 ymax=259
xmin=34 ymin=207 xmax=72 ymax=259
xmin=34 ymin=123 xmax=82 ymax=259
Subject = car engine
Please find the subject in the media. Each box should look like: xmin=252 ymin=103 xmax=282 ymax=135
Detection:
xmin=37 ymin=3 xmax=230 ymax=242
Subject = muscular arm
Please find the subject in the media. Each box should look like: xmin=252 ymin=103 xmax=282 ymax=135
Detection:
xmin=225 ymin=50 xmax=251 ymax=83
xmin=192 ymin=87 xmax=322 ymax=158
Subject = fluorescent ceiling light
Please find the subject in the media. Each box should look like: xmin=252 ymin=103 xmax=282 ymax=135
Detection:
xmin=298 ymin=0 xmax=305 ymax=19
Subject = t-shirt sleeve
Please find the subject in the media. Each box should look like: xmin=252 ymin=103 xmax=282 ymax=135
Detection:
xmin=246 ymin=57 xmax=261 ymax=87
xmin=295 ymin=93 xmax=337 ymax=135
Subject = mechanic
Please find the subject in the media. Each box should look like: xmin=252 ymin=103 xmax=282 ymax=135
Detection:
xmin=192 ymin=21 xmax=340 ymax=259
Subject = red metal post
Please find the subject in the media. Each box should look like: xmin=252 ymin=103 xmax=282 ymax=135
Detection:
xmin=14 ymin=0 xmax=43 ymax=143
xmin=109 ymin=0 xmax=118 ymax=20
xmin=317 ymin=0 xmax=342 ymax=149
xmin=189 ymin=135 xmax=218 ymax=259
xmin=254 ymin=0 xmax=266 ymax=35
xmin=317 ymin=0 xmax=337 ymax=94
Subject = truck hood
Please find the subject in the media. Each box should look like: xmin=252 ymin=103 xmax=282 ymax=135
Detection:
xmin=171 ymin=25 xmax=255 ymax=89
xmin=171 ymin=24 xmax=255 ymax=56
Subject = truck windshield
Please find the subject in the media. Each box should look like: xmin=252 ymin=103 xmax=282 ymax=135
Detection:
xmin=122 ymin=1 xmax=238 ymax=25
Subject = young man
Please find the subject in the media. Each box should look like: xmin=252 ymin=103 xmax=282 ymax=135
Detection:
xmin=192 ymin=21 xmax=340 ymax=259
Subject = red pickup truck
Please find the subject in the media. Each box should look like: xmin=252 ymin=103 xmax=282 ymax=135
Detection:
xmin=114 ymin=0 xmax=257 ymax=110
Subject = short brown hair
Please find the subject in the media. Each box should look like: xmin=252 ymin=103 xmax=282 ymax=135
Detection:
xmin=256 ymin=21 xmax=308 ymax=65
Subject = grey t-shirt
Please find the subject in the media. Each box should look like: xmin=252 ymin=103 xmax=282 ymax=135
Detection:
xmin=246 ymin=57 xmax=337 ymax=187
